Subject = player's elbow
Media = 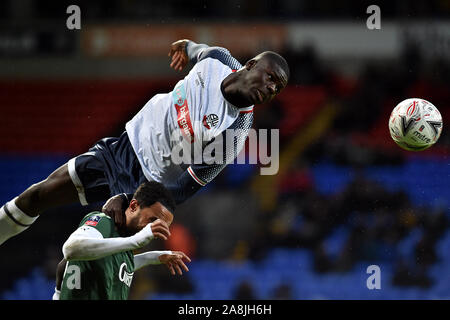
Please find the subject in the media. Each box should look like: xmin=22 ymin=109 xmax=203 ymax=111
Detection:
xmin=62 ymin=237 xmax=84 ymax=261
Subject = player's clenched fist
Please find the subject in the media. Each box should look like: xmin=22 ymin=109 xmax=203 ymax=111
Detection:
xmin=159 ymin=251 xmax=191 ymax=275
xmin=168 ymin=39 xmax=189 ymax=71
xmin=133 ymin=218 xmax=171 ymax=247
xmin=150 ymin=219 xmax=171 ymax=240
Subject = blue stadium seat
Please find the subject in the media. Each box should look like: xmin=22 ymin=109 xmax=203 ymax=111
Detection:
xmin=323 ymin=225 xmax=350 ymax=258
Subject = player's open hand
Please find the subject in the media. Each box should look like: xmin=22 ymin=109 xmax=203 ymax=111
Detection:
xmin=150 ymin=219 xmax=171 ymax=241
xmin=168 ymin=39 xmax=189 ymax=71
xmin=159 ymin=251 xmax=191 ymax=275
xmin=102 ymin=194 xmax=127 ymax=230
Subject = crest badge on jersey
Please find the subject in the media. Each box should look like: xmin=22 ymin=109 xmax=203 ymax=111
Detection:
xmin=203 ymin=114 xmax=219 ymax=129
xmin=85 ymin=215 xmax=101 ymax=227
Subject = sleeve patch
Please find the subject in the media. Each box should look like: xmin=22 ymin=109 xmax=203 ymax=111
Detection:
xmin=84 ymin=215 xmax=102 ymax=227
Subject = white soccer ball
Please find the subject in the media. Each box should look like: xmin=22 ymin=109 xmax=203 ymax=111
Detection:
xmin=388 ymin=98 xmax=443 ymax=151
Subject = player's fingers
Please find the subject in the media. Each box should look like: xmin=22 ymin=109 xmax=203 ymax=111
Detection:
xmin=178 ymin=252 xmax=191 ymax=262
xmin=169 ymin=51 xmax=179 ymax=67
xmin=176 ymin=259 xmax=189 ymax=272
xmin=168 ymin=44 xmax=181 ymax=57
xmin=152 ymin=224 xmax=171 ymax=237
xmin=152 ymin=232 xmax=168 ymax=241
xmin=180 ymin=56 xmax=188 ymax=68
xmin=156 ymin=218 xmax=170 ymax=229
xmin=170 ymin=51 xmax=180 ymax=68
xmin=173 ymin=251 xmax=191 ymax=262
xmin=151 ymin=219 xmax=170 ymax=232
xmin=174 ymin=57 xmax=184 ymax=71
xmin=174 ymin=263 xmax=183 ymax=275
xmin=168 ymin=263 xmax=175 ymax=275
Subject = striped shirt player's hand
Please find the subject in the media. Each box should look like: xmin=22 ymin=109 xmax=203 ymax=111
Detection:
xmin=168 ymin=39 xmax=190 ymax=71
xmin=101 ymin=193 xmax=132 ymax=230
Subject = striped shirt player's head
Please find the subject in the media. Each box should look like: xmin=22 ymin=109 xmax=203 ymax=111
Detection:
xmin=225 ymin=51 xmax=290 ymax=107
xmin=124 ymin=181 xmax=176 ymax=235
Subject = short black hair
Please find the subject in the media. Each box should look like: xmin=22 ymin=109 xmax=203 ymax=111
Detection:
xmin=133 ymin=181 xmax=176 ymax=213
xmin=252 ymin=51 xmax=290 ymax=82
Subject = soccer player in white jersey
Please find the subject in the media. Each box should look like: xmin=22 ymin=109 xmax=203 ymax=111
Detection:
xmin=0 ymin=39 xmax=290 ymax=246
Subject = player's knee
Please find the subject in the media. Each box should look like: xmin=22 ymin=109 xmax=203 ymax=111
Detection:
xmin=18 ymin=171 xmax=69 ymax=213
xmin=17 ymin=180 xmax=49 ymax=214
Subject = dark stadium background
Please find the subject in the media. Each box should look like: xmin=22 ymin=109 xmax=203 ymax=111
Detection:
xmin=0 ymin=0 xmax=449 ymax=300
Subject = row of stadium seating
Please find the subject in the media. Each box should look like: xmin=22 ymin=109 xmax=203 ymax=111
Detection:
xmin=311 ymin=158 xmax=450 ymax=209
xmin=3 ymin=240 xmax=450 ymax=300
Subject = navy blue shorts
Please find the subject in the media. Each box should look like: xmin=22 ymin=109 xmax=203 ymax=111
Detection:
xmin=68 ymin=132 xmax=147 ymax=205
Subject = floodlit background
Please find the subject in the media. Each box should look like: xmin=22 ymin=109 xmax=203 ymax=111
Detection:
xmin=0 ymin=0 xmax=449 ymax=300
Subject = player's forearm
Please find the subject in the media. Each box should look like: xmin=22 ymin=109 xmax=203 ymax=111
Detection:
xmin=133 ymin=250 xmax=172 ymax=271
xmin=185 ymin=40 xmax=209 ymax=64
xmin=63 ymin=225 xmax=154 ymax=261
xmin=63 ymin=237 xmax=139 ymax=261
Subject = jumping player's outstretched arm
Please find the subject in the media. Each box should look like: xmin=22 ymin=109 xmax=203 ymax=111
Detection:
xmin=168 ymin=39 xmax=242 ymax=71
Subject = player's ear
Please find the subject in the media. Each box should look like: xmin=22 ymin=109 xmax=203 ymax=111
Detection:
xmin=129 ymin=199 xmax=139 ymax=212
xmin=245 ymin=59 xmax=257 ymax=71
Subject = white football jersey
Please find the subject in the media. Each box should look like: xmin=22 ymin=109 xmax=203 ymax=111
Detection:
xmin=125 ymin=45 xmax=254 ymax=191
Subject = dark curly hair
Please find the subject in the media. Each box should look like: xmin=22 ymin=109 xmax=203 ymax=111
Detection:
xmin=133 ymin=181 xmax=176 ymax=213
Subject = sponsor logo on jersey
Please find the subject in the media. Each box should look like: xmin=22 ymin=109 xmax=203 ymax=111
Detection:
xmin=196 ymin=72 xmax=205 ymax=88
xmin=85 ymin=215 xmax=101 ymax=227
xmin=202 ymin=114 xmax=219 ymax=129
xmin=118 ymin=262 xmax=134 ymax=288
xmin=173 ymin=83 xmax=195 ymax=143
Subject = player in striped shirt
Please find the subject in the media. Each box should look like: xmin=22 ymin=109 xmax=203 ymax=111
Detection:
xmin=0 ymin=39 xmax=289 ymax=246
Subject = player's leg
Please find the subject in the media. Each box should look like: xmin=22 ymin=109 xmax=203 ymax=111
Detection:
xmin=16 ymin=163 xmax=79 ymax=216
xmin=0 ymin=163 xmax=79 ymax=245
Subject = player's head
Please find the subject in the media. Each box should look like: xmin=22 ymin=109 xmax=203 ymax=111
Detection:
xmin=240 ymin=51 xmax=289 ymax=105
xmin=124 ymin=181 xmax=176 ymax=234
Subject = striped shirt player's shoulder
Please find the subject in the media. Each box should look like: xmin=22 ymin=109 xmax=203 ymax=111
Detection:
xmin=197 ymin=46 xmax=242 ymax=71
xmin=229 ymin=106 xmax=254 ymax=130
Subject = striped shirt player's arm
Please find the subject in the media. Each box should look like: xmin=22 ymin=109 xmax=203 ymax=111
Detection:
xmin=185 ymin=40 xmax=242 ymax=70
xmin=168 ymin=111 xmax=253 ymax=204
